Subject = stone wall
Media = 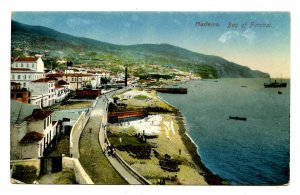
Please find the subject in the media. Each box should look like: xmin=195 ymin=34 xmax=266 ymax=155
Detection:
xmin=62 ymin=157 xmax=93 ymax=184
xmin=10 ymin=122 xmax=27 ymax=160
xmin=69 ymin=111 xmax=89 ymax=158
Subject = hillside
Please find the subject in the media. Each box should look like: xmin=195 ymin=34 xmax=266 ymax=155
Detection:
xmin=11 ymin=20 xmax=269 ymax=78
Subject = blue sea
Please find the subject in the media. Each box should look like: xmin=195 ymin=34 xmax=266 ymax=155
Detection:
xmin=157 ymin=78 xmax=290 ymax=185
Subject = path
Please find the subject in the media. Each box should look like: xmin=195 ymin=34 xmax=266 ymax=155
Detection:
xmin=79 ymin=94 xmax=141 ymax=184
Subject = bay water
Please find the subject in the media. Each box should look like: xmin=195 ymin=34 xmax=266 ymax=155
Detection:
xmin=157 ymin=78 xmax=290 ymax=185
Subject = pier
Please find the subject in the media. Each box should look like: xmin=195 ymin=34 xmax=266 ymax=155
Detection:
xmin=155 ymin=88 xmax=187 ymax=94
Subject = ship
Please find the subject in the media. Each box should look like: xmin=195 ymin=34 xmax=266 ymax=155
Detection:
xmin=228 ymin=116 xmax=247 ymax=121
xmin=264 ymin=79 xmax=287 ymax=88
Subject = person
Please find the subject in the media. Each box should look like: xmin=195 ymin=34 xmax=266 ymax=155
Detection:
xmin=89 ymin=128 xmax=92 ymax=133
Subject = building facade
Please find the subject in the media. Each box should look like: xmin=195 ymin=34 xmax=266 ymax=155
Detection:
xmin=10 ymin=101 xmax=59 ymax=160
xmin=28 ymin=78 xmax=56 ymax=108
xmin=11 ymin=55 xmax=45 ymax=88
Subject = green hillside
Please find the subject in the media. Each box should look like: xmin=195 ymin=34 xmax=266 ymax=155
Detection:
xmin=11 ymin=20 xmax=270 ymax=79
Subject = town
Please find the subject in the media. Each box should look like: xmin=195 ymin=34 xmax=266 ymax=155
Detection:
xmin=10 ymin=54 xmax=202 ymax=185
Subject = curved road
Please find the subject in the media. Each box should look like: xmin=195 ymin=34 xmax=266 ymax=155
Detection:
xmin=79 ymin=91 xmax=141 ymax=184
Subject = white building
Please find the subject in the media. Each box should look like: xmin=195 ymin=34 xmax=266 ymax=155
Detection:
xmin=28 ymin=78 xmax=56 ymax=108
xmin=11 ymin=55 xmax=45 ymax=88
xmin=54 ymin=84 xmax=69 ymax=103
xmin=10 ymin=100 xmax=59 ymax=160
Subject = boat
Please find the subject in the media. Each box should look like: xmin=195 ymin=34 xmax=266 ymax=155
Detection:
xmin=228 ymin=116 xmax=247 ymax=121
xmin=264 ymin=79 xmax=287 ymax=88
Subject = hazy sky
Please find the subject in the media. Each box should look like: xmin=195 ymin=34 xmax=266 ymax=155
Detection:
xmin=12 ymin=12 xmax=290 ymax=78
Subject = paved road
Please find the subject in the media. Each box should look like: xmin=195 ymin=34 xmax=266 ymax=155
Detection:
xmin=78 ymin=96 xmax=127 ymax=184
xmin=79 ymin=94 xmax=141 ymax=184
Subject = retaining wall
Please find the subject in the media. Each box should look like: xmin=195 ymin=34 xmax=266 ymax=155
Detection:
xmin=69 ymin=111 xmax=89 ymax=158
xmin=62 ymin=157 xmax=93 ymax=184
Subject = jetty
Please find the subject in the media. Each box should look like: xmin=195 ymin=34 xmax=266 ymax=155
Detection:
xmin=155 ymin=88 xmax=187 ymax=94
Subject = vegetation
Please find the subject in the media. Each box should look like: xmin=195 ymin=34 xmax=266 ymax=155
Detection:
xmin=53 ymin=169 xmax=76 ymax=184
xmin=12 ymin=165 xmax=38 ymax=184
xmin=50 ymin=101 xmax=93 ymax=110
xmin=11 ymin=20 xmax=270 ymax=78
xmin=194 ymin=64 xmax=218 ymax=79
xmin=134 ymin=95 xmax=149 ymax=100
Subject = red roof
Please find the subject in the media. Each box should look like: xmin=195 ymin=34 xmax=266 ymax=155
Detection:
xmin=64 ymin=73 xmax=93 ymax=77
xmin=55 ymin=84 xmax=64 ymax=89
xmin=11 ymin=67 xmax=32 ymax=71
xmin=19 ymin=131 xmax=44 ymax=144
xmin=32 ymin=78 xmax=56 ymax=83
xmin=14 ymin=56 xmax=39 ymax=62
xmin=25 ymin=109 xmax=53 ymax=121
xmin=46 ymin=73 xmax=65 ymax=78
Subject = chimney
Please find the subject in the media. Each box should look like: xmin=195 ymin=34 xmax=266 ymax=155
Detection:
xmin=125 ymin=67 xmax=128 ymax=87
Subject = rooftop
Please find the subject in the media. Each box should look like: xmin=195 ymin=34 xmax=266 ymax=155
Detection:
xmin=46 ymin=73 xmax=64 ymax=78
xmin=25 ymin=109 xmax=53 ymax=121
xmin=14 ymin=56 xmax=39 ymax=62
xmin=55 ymin=84 xmax=64 ymax=89
xmin=19 ymin=131 xmax=44 ymax=144
xmin=11 ymin=100 xmax=40 ymax=124
xmin=32 ymin=78 xmax=57 ymax=83
xmin=11 ymin=67 xmax=33 ymax=72
xmin=64 ymin=73 xmax=94 ymax=77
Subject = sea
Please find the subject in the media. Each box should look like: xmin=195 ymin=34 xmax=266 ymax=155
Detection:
xmin=157 ymin=78 xmax=290 ymax=185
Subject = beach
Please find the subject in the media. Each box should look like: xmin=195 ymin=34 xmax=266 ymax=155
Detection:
xmin=107 ymin=88 xmax=225 ymax=185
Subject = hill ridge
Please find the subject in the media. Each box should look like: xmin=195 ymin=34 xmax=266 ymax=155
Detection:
xmin=11 ymin=20 xmax=270 ymax=78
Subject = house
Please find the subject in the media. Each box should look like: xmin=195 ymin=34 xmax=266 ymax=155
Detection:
xmin=11 ymin=82 xmax=31 ymax=104
xmin=11 ymin=55 xmax=45 ymax=88
xmin=54 ymin=84 xmax=69 ymax=103
xmin=10 ymin=101 xmax=59 ymax=160
xmin=28 ymin=78 xmax=56 ymax=108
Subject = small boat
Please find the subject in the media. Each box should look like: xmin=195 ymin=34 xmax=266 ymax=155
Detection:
xmin=228 ymin=116 xmax=247 ymax=121
xmin=241 ymin=86 xmax=247 ymax=88
xmin=278 ymin=91 xmax=283 ymax=94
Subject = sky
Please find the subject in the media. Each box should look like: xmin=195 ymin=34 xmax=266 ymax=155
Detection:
xmin=11 ymin=12 xmax=290 ymax=77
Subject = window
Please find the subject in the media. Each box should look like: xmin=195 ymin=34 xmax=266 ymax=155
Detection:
xmin=29 ymin=75 xmax=32 ymax=80
xmin=15 ymin=64 xmax=18 ymax=68
xmin=17 ymin=75 xmax=21 ymax=80
xmin=26 ymin=63 xmax=29 ymax=68
xmin=44 ymin=119 xmax=46 ymax=129
xmin=12 ymin=75 xmax=15 ymax=80
xmin=32 ymin=64 xmax=35 ymax=68
xmin=24 ymin=75 xmax=26 ymax=80
xmin=23 ymin=82 xmax=26 ymax=87
xmin=21 ymin=63 xmax=23 ymax=68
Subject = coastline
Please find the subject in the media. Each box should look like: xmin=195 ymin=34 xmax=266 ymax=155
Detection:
xmin=157 ymin=93 xmax=227 ymax=185
xmin=108 ymin=87 xmax=227 ymax=185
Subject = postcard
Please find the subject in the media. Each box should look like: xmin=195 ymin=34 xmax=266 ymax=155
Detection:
xmin=2 ymin=1 xmax=299 ymax=195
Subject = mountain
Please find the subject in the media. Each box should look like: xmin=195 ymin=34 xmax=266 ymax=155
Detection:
xmin=11 ymin=20 xmax=270 ymax=78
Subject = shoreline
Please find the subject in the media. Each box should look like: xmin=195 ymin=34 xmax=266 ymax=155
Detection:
xmin=157 ymin=93 xmax=227 ymax=185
